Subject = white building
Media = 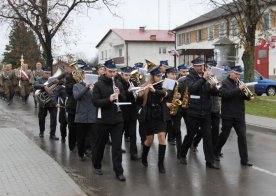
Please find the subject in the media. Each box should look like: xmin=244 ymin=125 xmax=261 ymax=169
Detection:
xmin=96 ymin=27 xmax=175 ymax=67
xmin=173 ymin=4 xmax=276 ymax=79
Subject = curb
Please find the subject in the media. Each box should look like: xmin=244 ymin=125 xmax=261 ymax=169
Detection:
xmin=246 ymin=123 xmax=276 ymax=135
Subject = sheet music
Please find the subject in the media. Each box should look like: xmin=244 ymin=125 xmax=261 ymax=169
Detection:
xmin=162 ymin=78 xmax=176 ymax=90
xmin=84 ymin=74 xmax=98 ymax=85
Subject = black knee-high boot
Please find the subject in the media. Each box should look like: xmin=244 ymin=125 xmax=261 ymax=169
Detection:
xmin=142 ymin=144 xmax=150 ymax=167
xmin=158 ymin=144 xmax=166 ymax=174
xmin=176 ymin=135 xmax=182 ymax=159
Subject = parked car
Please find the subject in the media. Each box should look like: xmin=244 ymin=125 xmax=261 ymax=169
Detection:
xmin=240 ymin=70 xmax=276 ymax=96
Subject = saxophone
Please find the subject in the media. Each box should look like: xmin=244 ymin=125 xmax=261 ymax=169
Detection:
xmin=181 ymin=85 xmax=189 ymax=109
xmin=169 ymin=82 xmax=182 ymax=116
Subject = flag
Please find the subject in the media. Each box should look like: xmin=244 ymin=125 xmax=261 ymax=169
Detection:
xmin=20 ymin=69 xmax=29 ymax=81
xmin=260 ymin=39 xmax=267 ymax=48
xmin=168 ymin=49 xmax=180 ymax=57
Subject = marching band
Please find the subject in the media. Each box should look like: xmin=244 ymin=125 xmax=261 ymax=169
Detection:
xmin=0 ymin=57 xmax=254 ymax=182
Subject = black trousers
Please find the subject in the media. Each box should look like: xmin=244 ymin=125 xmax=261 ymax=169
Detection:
xmin=180 ymin=114 xmax=215 ymax=163
xmin=38 ymin=106 xmax=57 ymax=136
xmin=92 ymin=123 xmax=124 ymax=175
xmin=123 ymin=119 xmax=137 ymax=155
xmin=76 ymin=123 xmax=94 ymax=158
xmin=215 ymin=118 xmax=248 ymax=163
xmin=59 ymin=108 xmax=68 ymax=138
xmin=193 ymin=112 xmax=220 ymax=148
xmin=67 ymin=111 xmax=77 ymax=151
xmin=167 ymin=113 xmax=182 ymax=156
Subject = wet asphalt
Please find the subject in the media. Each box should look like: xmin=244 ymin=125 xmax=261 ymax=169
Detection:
xmin=0 ymin=96 xmax=276 ymax=196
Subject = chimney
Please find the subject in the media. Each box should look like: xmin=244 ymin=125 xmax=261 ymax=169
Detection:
xmin=150 ymin=35 xmax=156 ymax=40
xmin=139 ymin=26 xmax=145 ymax=32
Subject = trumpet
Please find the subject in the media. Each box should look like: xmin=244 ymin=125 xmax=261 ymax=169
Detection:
xmin=237 ymin=78 xmax=254 ymax=100
xmin=204 ymin=71 xmax=221 ymax=89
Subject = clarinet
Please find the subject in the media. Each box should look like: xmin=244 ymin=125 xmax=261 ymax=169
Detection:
xmin=112 ymin=77 xmax=121 ymax=112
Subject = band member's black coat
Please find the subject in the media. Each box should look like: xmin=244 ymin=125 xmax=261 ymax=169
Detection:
xmin=64 ymin=73 xmax=77 ymax=112
xmin=92 ymin=75 xmax=126 ymax=124
xmin=119 ymin=79 xmax=138 ymax=121
xmin=186 ymin=68 xmax=218 ymax=117
xmin=219 ymin=76 xmax=251 ymax=120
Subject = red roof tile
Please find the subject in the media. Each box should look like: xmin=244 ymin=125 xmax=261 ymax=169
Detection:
xmin=96 ymin=29 xmax=175 ymax=48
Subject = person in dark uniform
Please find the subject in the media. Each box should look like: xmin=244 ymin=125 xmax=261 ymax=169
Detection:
xmin=119 ymin=66 xmax=139 ymax=160
xmin=165 ymin=66 xmax=183 ymax=158
xmin=64 ymin=63 xmax=78 ymax=150
xmin=177 ymin=64 xmax=190 ymax=133
xmin=159 ymin=60 xmax=169 ymax=78
xmin=32 ymin=62 xmax=44 ymax=108
xmin=92 ymin=60 xmax=127 ymax=181
xmin=179 ymin=57 xmax=219 ymax=169
xmin=56 ymin=81 xmax=68 ymax=143
xmin=34 ymin=67 xmax=59 ymax=140
xmin=133 ymin=62 xmax=147 ymax=144
xmin=215 ymin=66 xmax=253 ymax=166
xmin=191 ymin=60 xmax=221 ymax=152
xmin=139 ymin=65 xmax=169 ymax=174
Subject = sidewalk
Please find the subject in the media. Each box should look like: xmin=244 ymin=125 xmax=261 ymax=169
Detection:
xmin=246 ymin=114 xmax=276 ymax=133
xmin=0 ymin=127 xmax=86 ymax=196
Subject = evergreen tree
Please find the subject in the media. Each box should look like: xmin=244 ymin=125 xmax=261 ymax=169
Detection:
xmin=3 ymin=21 xmax=42 ymax=69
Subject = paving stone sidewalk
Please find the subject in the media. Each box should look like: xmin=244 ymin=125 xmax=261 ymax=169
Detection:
xmin=246 ymin=114 xmax=276 ymax=132
xmin=0 ymin=127 xmax=86 ymax=196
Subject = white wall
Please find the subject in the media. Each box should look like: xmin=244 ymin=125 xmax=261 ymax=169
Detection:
xmin=127 ymin=42 xmax=175 ymax=67
xmin=97 ymin=32 xmax=125 ymax=64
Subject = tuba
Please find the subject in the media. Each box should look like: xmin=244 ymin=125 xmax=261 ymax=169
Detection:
xmin=169 ymin=82 xmax=182 ymax=116
xmin=130 ymin=69 xmax=141 ymax=86
xmin=35 ymin=67 xmax=65 ymax=104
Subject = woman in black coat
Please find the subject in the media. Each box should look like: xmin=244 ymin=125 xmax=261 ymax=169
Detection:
xmin=138 ymin=66 xmax=169 ymax=174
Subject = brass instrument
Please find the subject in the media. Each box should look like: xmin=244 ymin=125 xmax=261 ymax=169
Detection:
xmin=130 ymin=69 xmax=141 ymax=86
xmin=181 ymin=85 xmax=189 ymax=109
xmin=204 ymin=71 xmax=221 ymax=90
xmin=35 ymin=67 xmax=65 ymax=104
xmin=169 ymin=82 xmax=182 ymax=116
xmin=237 ymin=78 xmax=254 ymax=100
xmin=112 ymin=77 xmax=122 ymax=112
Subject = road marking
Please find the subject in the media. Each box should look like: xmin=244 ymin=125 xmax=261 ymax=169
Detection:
xmin=252 ymin=166 xmax=276 ymax=177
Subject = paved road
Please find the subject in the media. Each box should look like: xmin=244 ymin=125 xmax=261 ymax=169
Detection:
xmin=1 ymin=97 xmax=276 ymax=196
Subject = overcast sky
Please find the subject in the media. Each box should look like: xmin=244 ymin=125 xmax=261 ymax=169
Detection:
xmin=0 ymin=0 xmax=214 ymax=61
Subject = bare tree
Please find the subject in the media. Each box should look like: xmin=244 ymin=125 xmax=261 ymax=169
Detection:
xmin=209 ymin=0 xmax=275 ymax=82
xmin=0 ymin=0 xmax=118 ymax=74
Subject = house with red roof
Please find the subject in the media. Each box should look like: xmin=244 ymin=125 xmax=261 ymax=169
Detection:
xmin=96 ymin=27 xmax=175 ymax=67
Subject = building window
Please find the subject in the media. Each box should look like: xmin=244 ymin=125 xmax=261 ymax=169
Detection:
xmin=231 ymin=20 xmax=238 ymax=36
xmin=118 ymin=48 xmax=123 ymax=57
xmin=177 ymin=33 xmax=183 ymax=46
xmin=104 ymin=50 xmax=107 ymax=59
xmin=219 ymin=21 xmax=226 ymax=38
xmin=196 ymin=30 xmax=203 ymax=42
xmin=159 ymin=47 xmax=167 ymax=54
xmin=101 ymin=51 xmax=104 ymax=60
xmin=208 ymin=26 xmax=214 ymax=40
xmin=185 ymin=32 xmax=190 ymax=44
xmin=263 ymin=12 xmax=271 ymax=30
xmin=184 ymin=55 xmax=190 ymax=65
